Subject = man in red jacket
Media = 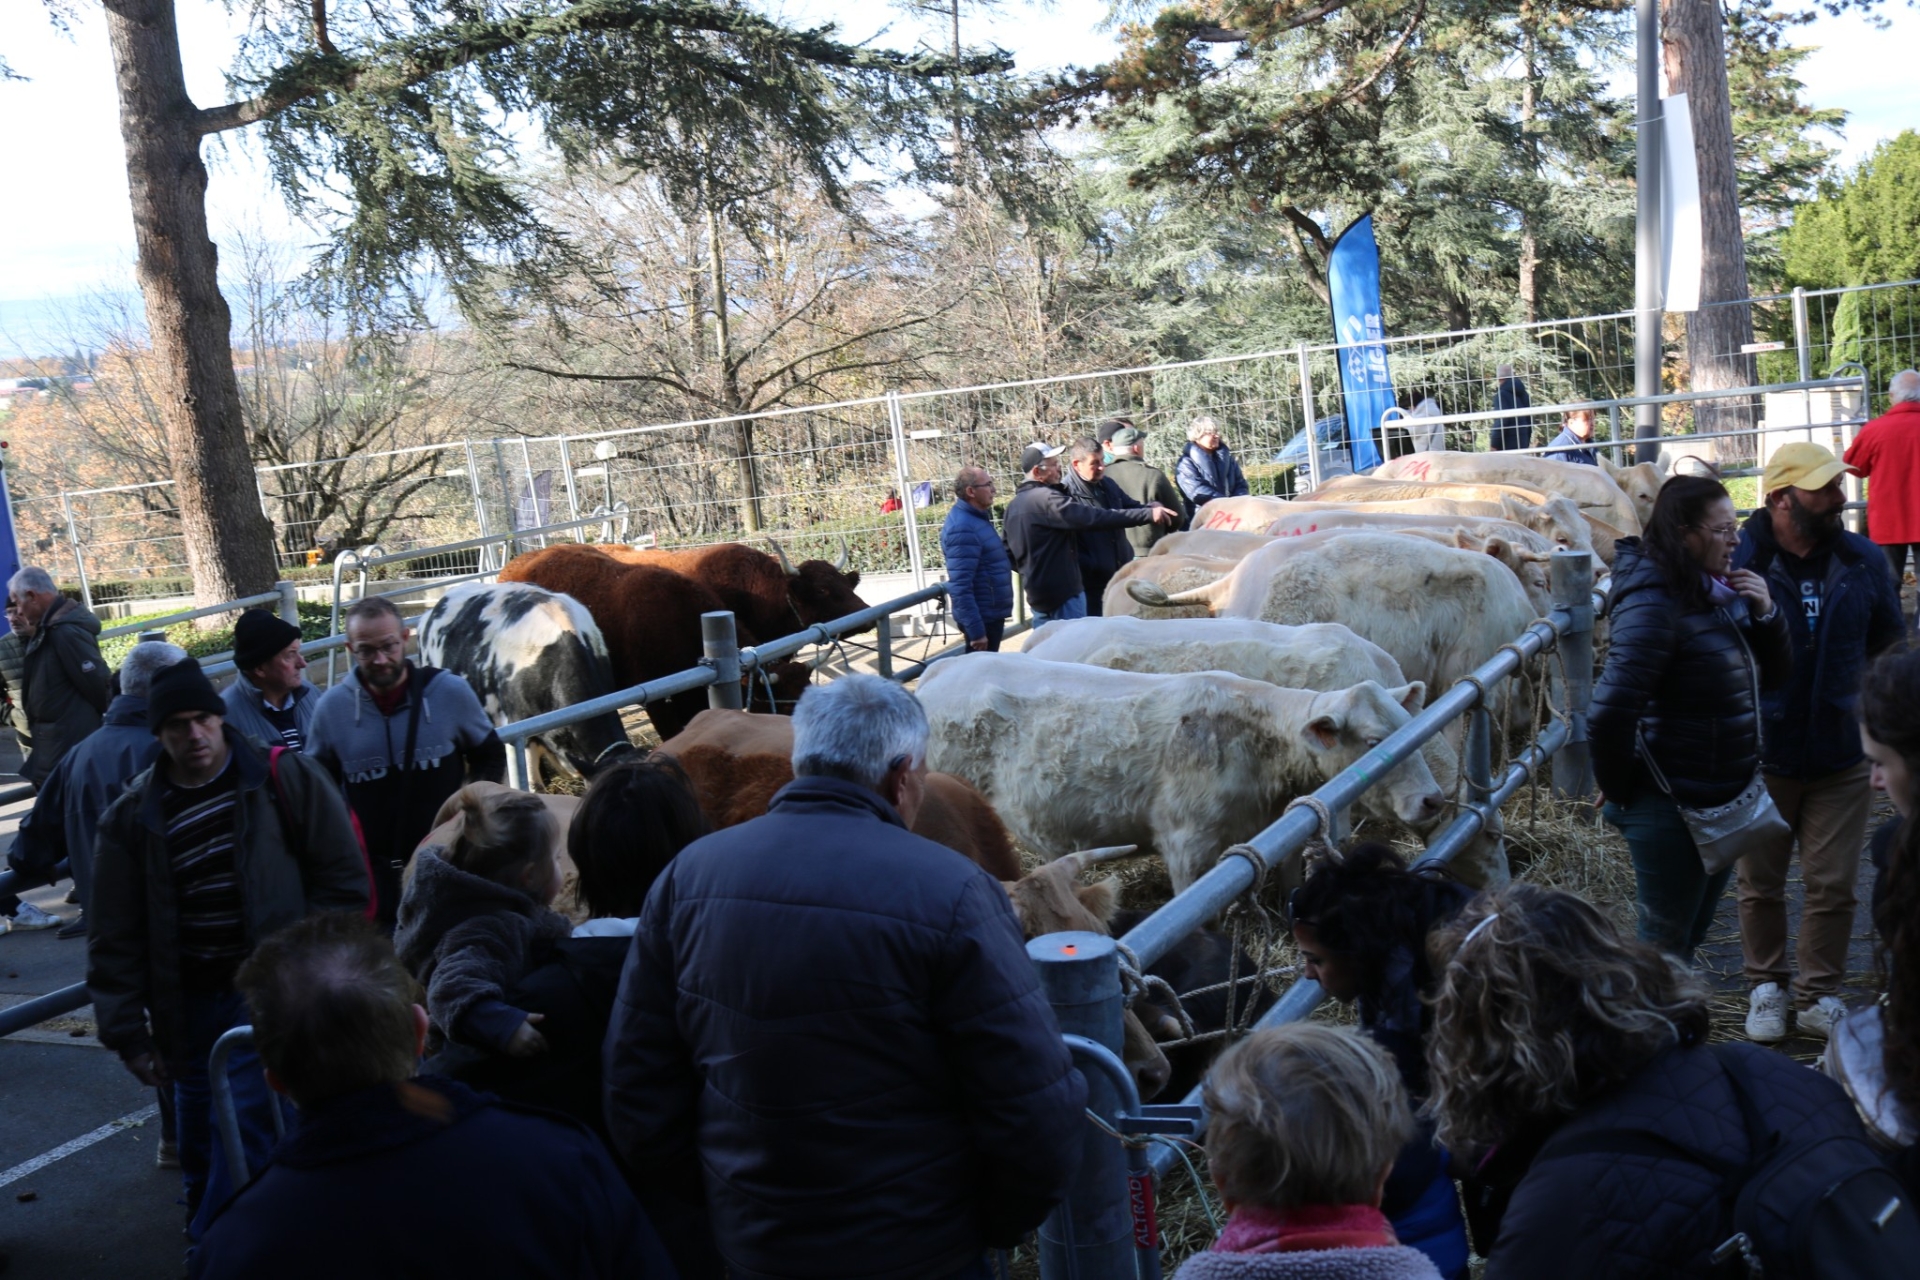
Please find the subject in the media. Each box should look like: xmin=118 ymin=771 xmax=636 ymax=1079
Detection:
xmin=1845 ymin=369 xmax=1920 ymax=620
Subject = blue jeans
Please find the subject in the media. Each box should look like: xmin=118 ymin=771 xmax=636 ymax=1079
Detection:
xmin=174 ymin=990 xmax=280 ymax=1239
xmin=1604 ymin=791 xmax=1732 ymax=960
xmin=1031 ymin=593 xmax=1088 ymax=627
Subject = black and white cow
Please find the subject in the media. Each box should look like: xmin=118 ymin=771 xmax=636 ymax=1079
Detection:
xmin=418 ymin=581 xmax=636 ymax=781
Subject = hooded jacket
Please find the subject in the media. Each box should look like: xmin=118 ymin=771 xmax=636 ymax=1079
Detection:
xmin=1176 ymin=441 xmax=1251 ymax=507
xmin=221 ymin=671 xmax=320 ymax=754
xmin=940 ymin=499 xmax=1014 ymax=643
xmin=394 ymin=847 xmax=573 ymax=1054
xmin=1061 ymin=466 xmax=1147 ymax=582
xmin=1733 ymin=509 xmax=1905 ymax=780
xmin=306 ymin=662 xmax=505 ymax=923
xmin=19 ymin=595 xmax=110 ymax=787
xmin=1004 ymin=479 xmax=1156 ymax=612
xmin=1587 ymin=538 xmax=1792 ymax=807
xmin=87 ymin=728 xmax=369 ymax=1072
xmin=189 ymin=1076 xmax=674 ymax=1280
xmin=605 ymin=774 xmax=1087 ymax=1280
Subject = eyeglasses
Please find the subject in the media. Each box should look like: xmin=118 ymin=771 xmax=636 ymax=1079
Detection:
xmin=1694 ymin=523 xmax=1740 ymax=540
xmin=966 ymin=481 xmax=997 ymax=491
xmin=350 ymin=638 xmax=405 ymax=660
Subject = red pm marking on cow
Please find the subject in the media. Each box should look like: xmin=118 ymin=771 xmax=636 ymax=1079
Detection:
xmin=1404 ymin=459 xmax=1432 ymax=481
xmin=1202 ymin=512 xmax=1242 ymax=530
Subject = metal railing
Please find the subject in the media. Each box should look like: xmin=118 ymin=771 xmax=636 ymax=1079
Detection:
xmin=96 ymin=581 xmax=302 ymax=641
xmin=1027 ymin=550 xmax=1597 ymax=1278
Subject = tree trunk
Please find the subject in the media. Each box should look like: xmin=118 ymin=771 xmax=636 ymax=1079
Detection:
xmin=705 ymin=206 xmax=763 ymax=532
xmin=1663 ymin=0 xmax=1756 ymax=463
xmin=104 ymin=1 xmax=279 ymax=609
xmin=1517 ymin=2 xmax=1539 ymax=325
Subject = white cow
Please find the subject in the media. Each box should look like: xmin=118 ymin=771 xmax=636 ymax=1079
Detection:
xmin=1019 ymin=615 xmax=1504 ymax=882
xmin=1101 ymin=554 xmax=1238 ymax=618
xmin=919 ymin=652 xmax=1447 ymax=891
xmin=1125 ymin=532 xmax=1548 ymax=737
xmin=1375 ymin=449 xmax=1654 ymax=533
xmin=1148 ymin=529 xmax=1276 ymax=560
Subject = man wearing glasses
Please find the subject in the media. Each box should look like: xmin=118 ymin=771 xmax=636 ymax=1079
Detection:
xmin=941 ymin=466 xmax=1013 ymax=651
xmin=1732 ymin=442 xmax=1905 ymax=1043
xmin=307 ymin=596 xmax=505 ymax=928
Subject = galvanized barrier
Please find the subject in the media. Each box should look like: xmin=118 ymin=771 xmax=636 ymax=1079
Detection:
xmin=97 ymin=581 xmax=302 ymax=642
xmin=209 ymin=1025 xmax=286 ymax=1186
xmin=1026 ymin=550 xmax=1597 ymax=1279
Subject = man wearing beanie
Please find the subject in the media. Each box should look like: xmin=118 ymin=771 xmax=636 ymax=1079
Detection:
xmin=222 ymin=608 xmax=317 ymax=752
xmin=87 ymin=657 xmax=369 ymax=1237
xmin=1732 ymin=442 xmax=1905 ymax=1044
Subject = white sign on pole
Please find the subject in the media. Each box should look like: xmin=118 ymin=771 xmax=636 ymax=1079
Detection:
xmin=1660 ymin=91 xmax=1703 ymax=314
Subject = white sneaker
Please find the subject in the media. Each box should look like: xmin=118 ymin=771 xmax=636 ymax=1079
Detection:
xmin=1798 ymin=996 xmax=1848 ymax=1039
xmin=7 ymin=902 xmax=60 ymax=931
xmin=1746 ymin=983 xmax=1788 ymax=1043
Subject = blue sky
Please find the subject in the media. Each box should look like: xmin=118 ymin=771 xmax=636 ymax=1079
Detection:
xmin=1 ymin=0 xmax=1913 ymax=358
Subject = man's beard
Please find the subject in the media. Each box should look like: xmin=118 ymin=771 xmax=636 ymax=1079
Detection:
xmin=1788 ymin=492 xmax=1844 ymax=544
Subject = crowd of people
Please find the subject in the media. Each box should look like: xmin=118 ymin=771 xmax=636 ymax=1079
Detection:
xmin=0 ymin=369 xmax=1918 ymax=1278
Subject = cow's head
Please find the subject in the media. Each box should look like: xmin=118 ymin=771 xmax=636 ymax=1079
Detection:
xmin=1454 ymin=533 xmax=1554 ymax=616
xmin=1614 ymin=462 xmax=1664 ymax=532
xmin=1005 ymin=846 xmax=1174 ymax=1101
xmin=1501 ymin=494 xmax=1609 ymax=564
xmin=767 ymin=537 xmax=870 ymax=633
xmin=1303 ymin=682 xmax=1447 ymax=829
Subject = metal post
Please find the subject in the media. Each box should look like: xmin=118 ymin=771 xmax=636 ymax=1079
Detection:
xmin=1466 ymin=703 xmax=1497 ymax=817
xmin=876 ymin=614 xmax=894 ymax=681
xmin=275 ymin=580 xmax=300 ymax=628
xmin=702 ymin=611 xmax=744 ymax=711
xmin=517 ymin=437 xmax=540 ymax=547
xmin=1607 ymin=403 xmax=1626 ymax=468
xmin=506 ymin=738 xmax=533 ymax=792
xmin=492 ymin=440 xmax=519 ymax=560
xmin=1549 ymin=550 xmax=1596 ymax=800
xmin=59 ymin=492 xmax=93 ymax=612
xmin=1792 ymin=287 xmax=1813 ymax=383
xmin=462 ymin=440 xmax=491 ymax=570
xmin=1029 ymin=931 xmax=1135 ymax=1280
xmin=556 ymin=437 xmax=582 ymax=525
xmin=1297 ymin=343 xmax=1322 ymax=493
xmin=1633 ymin=0 xmax=1664 ymax=466
xmin=885 ymin=393 xmax=926 ymax=591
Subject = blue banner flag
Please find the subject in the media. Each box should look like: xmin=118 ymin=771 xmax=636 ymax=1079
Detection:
xmin=1326 ymin=214 xmax=1392 ymax=473
xmin=0 ymin=449 xmax=19 ymax=638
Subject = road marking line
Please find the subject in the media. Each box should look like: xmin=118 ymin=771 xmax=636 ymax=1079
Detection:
xmin=0 ymin=1105 xmax=160 ymax=1188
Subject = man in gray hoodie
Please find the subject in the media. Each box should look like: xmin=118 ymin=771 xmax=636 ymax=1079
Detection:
xmin=307 ymin=596 xmax=505 ymax=928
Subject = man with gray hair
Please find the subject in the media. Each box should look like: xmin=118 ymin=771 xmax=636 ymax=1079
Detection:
xmin=1845 ymin=369 xmax=1920 ymax=618
xmin=1175 ymin=414 xmax=1250 ymax=509
xmin=606 ymin=674 xmax=1086 ymax=1280
xmin=6 ymin=566 xmax=109 ymax=790
xmin=9 ymin=641 xmax=186 ymax=940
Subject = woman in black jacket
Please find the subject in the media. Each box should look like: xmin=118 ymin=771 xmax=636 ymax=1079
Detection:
xmin=1588 ymin=475 xmax=1790 ymax=959
xmin=1426 ymin=884 xmax=1871 ymax=1279
xmin=1862 ymin=644 xmax=1920 ymax=1188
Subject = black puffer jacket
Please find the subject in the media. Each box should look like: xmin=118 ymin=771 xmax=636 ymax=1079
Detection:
xmin=604 ymin=775 xmax=1086 ymax=1280
xmin=1478 ymin=1042 xmax=1868 ymax=1280
xmin=1588 ymin=539 xmax=1792 ymax=807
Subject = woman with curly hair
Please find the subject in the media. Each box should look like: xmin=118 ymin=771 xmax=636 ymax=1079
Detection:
xmin=1289 ymin=844 xmax=1473 ymax=1278
xmin=1587 ymin=475 xmax=1790 ymax=964
xmin=1426 ymin=883 xmax=1869 ymax=1278
xmin=1861 ymin=643 xmax=1920 ymax=1187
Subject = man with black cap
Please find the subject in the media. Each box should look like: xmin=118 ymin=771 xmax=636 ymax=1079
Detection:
xmin=1101 ymin=420 xmax=1186 ymax=555
xmin=222 ymin=608 xmax=317 ymax=752
xmin=1003 ymin=440 xmax=1177 ymax=625
xmin=87 ymin=657 xmax=369 ymax=1235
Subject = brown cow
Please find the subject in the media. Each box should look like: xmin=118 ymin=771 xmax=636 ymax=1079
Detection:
xmin=653 ymin=708 xmax=1019 ymax=880
xmin=597 ymin=539 xmax=872 ymax=643
xmin=500 ymin=544 xmax=811 ymax=739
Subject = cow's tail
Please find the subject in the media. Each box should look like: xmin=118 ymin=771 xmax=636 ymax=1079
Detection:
xmin=1126 ymin=575 xmax=1226 ymax=610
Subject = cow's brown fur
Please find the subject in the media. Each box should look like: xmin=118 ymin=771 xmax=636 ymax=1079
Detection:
xmin=600 ymin=542 xmax=871 ymax=641
xmin=500 ymin=545 xmax=810 ymax=737
xmin=654 ymin=710 xmax=1020 ymax=880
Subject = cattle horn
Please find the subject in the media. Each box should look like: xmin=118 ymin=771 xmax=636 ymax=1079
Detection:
xmin=765 ymin=538 xmax=798 ymax=576
xmin=832 ymin=536 xmax=851 ymax=573
xmin=1055 ymin=844 xmax=1143 ymax=876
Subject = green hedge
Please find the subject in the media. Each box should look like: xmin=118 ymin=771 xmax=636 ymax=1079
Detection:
xmin=97 ymin=601 xmax=336 ymax=669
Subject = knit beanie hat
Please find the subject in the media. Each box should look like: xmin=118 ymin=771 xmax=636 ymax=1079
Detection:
xmin=148 ymin=659 xmax=227 ymax=733
xmin=233 ymin=609 xmax=302 ymax=672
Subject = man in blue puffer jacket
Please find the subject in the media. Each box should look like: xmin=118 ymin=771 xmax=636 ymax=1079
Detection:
xmin=605 ymin=675 xmax=1086 ymax=1280
xmin=940 ymin=466 xmax=1014 ymax=650
xmin=1732 ymin=443 xmax=1907 ymax=1044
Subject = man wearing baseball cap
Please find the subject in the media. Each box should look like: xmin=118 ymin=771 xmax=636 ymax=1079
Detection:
xmin=1731 ymin=442 xmax=1905 ymax=1044
xmin=222 ymin=608 xmax=318 ymax=753
xmin=1003 ymin=440 xmax=1178 ymax=624
xmin=1101 ymin=421 xmax=1187 ymax=555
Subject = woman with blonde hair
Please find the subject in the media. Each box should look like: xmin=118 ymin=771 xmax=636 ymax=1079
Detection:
xmin=1179 ymin=1022 xmax=1440 ymax=1279
xmin=1425 ymin=883 xmax=1872 ymax=1277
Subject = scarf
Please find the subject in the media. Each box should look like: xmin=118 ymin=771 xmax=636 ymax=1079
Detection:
xmin=1213 ymin=1204 xmax=1399 ymax=1255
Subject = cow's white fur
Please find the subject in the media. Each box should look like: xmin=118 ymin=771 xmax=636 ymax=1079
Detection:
xmin=1147 ymin=529 xmax=1275 ymax=561
xmin=1101 ymin=554 xmax=1237 ymax=618
xmin=918 ymin=652 xmax=1445 ymax=891
xmin=1376 ymin=450 xmax=1654 ymax=534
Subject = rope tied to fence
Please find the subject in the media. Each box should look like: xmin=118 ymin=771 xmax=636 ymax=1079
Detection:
xmin=1114 ymin=940 xmax=1197 ymax=1042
